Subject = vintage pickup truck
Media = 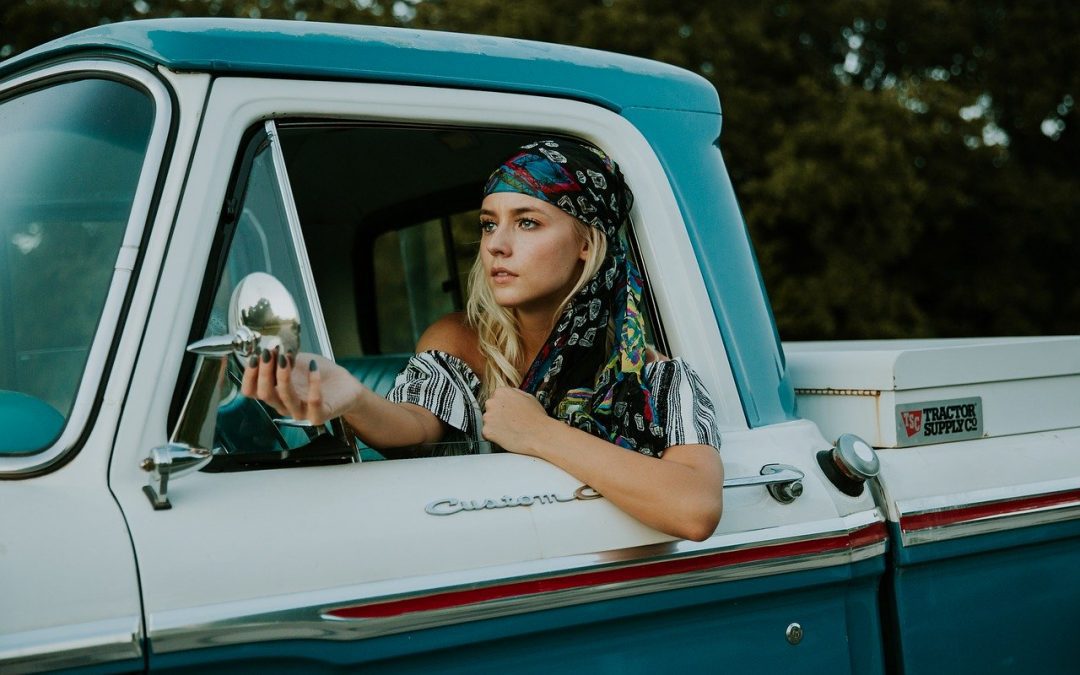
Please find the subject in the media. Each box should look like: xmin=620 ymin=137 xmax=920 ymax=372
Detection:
xmin=2 ymin=18 xmax=1079 ymax=674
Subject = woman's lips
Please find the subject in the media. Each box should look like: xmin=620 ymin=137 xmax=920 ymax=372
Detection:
xmin=491 ymin=268 xmax=517 ymax=284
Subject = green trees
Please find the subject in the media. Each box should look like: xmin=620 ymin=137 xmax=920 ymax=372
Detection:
xmin=3 ymin=0 xmax=1076 ymax=339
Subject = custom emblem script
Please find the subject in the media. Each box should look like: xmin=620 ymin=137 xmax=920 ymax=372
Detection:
xmin=425 ymin=485 xmax=602 ymax=516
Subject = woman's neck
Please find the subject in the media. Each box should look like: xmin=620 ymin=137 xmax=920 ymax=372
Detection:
xmin=515 ymin=308 xmax=556 ymax=370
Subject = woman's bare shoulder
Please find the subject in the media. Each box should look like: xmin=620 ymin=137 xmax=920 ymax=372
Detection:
xmin=645 ymin=346 xmax=670 ymax=364
xmin=416 ymin=312 xmax=484 ymax=373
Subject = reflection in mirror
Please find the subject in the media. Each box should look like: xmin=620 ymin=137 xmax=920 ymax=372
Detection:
xmin=229 ymin=271 xmax=301 ymax=357
xmin=187 ymin=272 xmax=301 ymax=360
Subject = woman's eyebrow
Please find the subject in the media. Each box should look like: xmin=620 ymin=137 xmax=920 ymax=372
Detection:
xmin=479 ymin=207 xmax=545 ymax=217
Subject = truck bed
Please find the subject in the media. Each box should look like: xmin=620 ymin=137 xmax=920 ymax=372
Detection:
xmin=784 ymin=336 xmax=1080 ymax=447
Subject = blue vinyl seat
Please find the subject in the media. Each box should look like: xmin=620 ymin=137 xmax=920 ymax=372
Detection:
xmin=338 ymin=354 xmax=413 ymax=460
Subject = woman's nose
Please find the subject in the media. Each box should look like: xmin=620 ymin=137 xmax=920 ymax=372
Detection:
xmin=485 ymin=223 xmax=511 ymax=256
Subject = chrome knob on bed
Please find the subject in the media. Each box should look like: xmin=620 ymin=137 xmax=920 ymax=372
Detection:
xmin=817 ymin=433 xmax=880 ymax=497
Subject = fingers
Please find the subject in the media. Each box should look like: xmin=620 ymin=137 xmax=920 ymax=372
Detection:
xmin=275 ymin=351 xmax=304 ymax=419
xmin=244 ymin=347 xmax=289 ymax=416
xmin=242 ymin=349 xmax=329 ymax=425
xmin=255 ymin=348 xmax=278 ymax=401
xmin=240 ymin=353 xmax=259 ymax=398
xmin=306 ymin=359 xmax=325 ymax=425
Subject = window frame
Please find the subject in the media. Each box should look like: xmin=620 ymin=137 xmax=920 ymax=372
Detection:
xmin=0 ymin=61 xmax=174 ymax=475
xmin=227 ymin=83 xmax=743 ymax=430
xmin=173 ymin=120 xmax=346 ymax=460
xmin=119 ymin=77 xmax=743 ymax=487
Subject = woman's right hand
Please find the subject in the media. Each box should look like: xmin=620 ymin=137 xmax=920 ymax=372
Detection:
xmin=240 ymin=349 xmax=365 ymax=426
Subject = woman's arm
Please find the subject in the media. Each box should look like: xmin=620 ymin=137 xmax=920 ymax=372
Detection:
xmin=240 ymin=351 xmax=444 ymax=449
xmin=482 ymin=387 xmax=724 ymax=541
xmin=240 ymin=313 xmax=477 ymax=450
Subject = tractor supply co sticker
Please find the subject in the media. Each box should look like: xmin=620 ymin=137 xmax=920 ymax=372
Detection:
xmin=895 ymin=397 xmax=983 ymax=447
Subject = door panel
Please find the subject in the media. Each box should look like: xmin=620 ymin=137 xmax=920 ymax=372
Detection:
xmin=148 ymin=561 xmax=883 ymax=673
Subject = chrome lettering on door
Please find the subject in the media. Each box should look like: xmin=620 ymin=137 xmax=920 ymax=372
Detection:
xmin=425 ymin=485 xmax=602 ymax=516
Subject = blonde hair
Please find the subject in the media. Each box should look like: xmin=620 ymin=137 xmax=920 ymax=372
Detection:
xmin=466 ymin=220 xmax=608 ymax=403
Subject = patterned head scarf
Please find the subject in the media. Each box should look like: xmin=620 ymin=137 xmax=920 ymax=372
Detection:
xmin=484 ymin=139 xmax=664 ymax=456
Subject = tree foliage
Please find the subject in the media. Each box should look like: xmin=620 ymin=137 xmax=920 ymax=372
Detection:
xmin=3 ymin=0 xmax=1077 ymax=339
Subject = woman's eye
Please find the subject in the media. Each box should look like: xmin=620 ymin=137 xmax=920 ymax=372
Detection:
xmin=519 ymin=218 xmax=539 ymax=230
xmin=479 ymin=220 xmax=496 ymax=234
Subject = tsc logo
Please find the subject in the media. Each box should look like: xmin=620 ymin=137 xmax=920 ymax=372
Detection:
xmin=897 ymin=398 xmax=981 ymax=446
xmin=901 ymin=410 xmax=923 ymax=437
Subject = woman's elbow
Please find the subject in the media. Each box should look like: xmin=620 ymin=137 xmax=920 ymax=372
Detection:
xmin=682 ymin=458 xmax=724 ymax=541
xmin=677 ymin=494 xmax=723 ymax=542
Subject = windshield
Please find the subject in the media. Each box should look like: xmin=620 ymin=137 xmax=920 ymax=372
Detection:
xmin=0 ymin=77 xmax=154 ymax=454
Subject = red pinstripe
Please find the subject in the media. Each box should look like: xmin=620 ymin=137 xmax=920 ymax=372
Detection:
xmin=326 ymin=522 xmax=887 ymax=619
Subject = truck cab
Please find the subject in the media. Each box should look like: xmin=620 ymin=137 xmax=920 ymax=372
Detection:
xmin=1 ymin=18 xmax=1078 ymax=673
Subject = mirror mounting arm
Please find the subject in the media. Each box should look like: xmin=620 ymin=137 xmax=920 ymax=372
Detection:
xmin=140 ymin=352 xmax=226 ymax=509
xmin=141 ymin=442 xmax=213 ymax=510
xmin=141 ymin=273 xmax=353 ymax=509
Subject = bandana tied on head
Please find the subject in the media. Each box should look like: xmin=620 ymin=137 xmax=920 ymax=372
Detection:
xmin=484 ymin=140 xmax=665 ymax=456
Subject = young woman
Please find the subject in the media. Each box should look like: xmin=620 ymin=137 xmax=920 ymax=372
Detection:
xmin=242 ymin=139 xmax=724 ymax=541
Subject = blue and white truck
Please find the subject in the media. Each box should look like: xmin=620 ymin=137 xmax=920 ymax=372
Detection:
xmin=2 ymin=18 xmax=1078 ymax=673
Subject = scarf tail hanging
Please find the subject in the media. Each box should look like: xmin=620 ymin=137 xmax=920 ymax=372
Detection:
xmin=486 ymin=139 xmax=662 ymax=455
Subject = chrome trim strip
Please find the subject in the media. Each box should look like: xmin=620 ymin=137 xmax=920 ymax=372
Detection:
xmin=147 ymin=510 xmax=885 ymax=654
xmin=0 ymin=60 xmax=173 ymax=475
xmin=900 ymin=500 xmax=1080 ymax=547
xmin=264 ymin=120 xmax=335 ymax=360
xmin=895 ymin=476 xmax=1080 ymax=546
xmin=0 ymin=615 xmax=142 ymax=674
xmin=894 ymin=476 xmax=1080 ymax=517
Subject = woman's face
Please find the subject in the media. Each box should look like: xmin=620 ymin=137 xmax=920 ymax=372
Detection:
xmin=479 ymin=191 xmax=588 ymax=315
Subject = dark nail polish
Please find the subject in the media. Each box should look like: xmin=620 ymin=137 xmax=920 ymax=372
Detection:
xmin=309 ymin=359 xmax=318 ymax=372
xmin=261 ymin=349 xmax=271 ymax=363
xmin=278 ymin=353 xmax=287 ymax=368
xmin=248 ymin=354 xmax=258 ymax=368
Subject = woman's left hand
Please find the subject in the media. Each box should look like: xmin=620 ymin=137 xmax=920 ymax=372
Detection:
xmin=481 ymin=387 xmax=555 ymax=456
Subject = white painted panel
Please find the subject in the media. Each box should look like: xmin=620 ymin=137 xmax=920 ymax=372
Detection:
xmin=872 ymin=427 xmax=1080 ymax=522
xmin=788 ymin=336 xmax=1080 ymax=447
xmin=786 ymin=336 xmax=1080 ymax=391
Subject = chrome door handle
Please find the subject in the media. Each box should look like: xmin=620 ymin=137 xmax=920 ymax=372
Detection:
xmin=724 ymin=464 xmax=804 ymax=504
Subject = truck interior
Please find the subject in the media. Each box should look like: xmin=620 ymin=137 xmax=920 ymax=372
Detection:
xmin=193 ymin=122 xmax=664 ymax=465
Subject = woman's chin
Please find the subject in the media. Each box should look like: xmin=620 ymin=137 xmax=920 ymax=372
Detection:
xmin=491 ymin=290 xmax=524 ymax=309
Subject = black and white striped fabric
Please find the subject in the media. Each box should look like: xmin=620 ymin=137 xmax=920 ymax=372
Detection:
xmin=386 ymin=350 xmax=720 ymax=456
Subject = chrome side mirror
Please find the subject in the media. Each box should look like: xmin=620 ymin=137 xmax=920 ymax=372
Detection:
xmin=186 ymin=272 xmax=301 ymax=359
xmin=142 ymin=273 xmax=303 ymax=509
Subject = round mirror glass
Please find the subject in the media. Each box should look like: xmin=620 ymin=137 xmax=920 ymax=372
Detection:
xmin=228 ymin=272 xmax=302 ymax=358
